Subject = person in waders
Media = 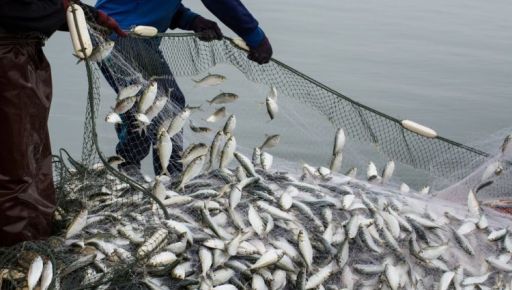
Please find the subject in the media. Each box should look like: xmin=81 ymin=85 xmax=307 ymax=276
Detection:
xmin=96 ymin=0 xmax=273 ymax=180
xmin=0 ymin=0 xmax=125 ymax=247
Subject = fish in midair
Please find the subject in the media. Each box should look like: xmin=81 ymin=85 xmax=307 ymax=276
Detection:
xmin=329 ymin=152 xmax=343 ymax=172
xmin=206 ymin=107 xmax=227 ymax=123
xmin=220 ymin=136 xmax=237 ymax=169
xmin=167 ymin=107 xmax=192 ymax=137
xmin=266 ymin=95 xmax=278 ymax=120
xmin=105 ymin=112 xmax=122 ymax=124
xmin=381 ymin=160 xmax=395 ymax=184
xmin=137 ymin=80 xmax=158 ymax=114
xmin=268 ymin=85 xmax=278 ymax=100
xmin=193 ymin=73 xmax=226 ymax=87
xmin=113 ymin=96 xmax=136 ymax=114
xmin=158 ymin=130 xmax=173 ymax=176
xmin=223 ymin=115 xmax=236 ymax=136
xmin=189 ymin=120 xmax=212 ymax=135
xmin=207 ymin=92 xmax=239 ymax=105
xmin=333 ymin=128 xmax=346 ymax=155
xmin=260 ymin=134 xmax=280 ymax=150
xmin=367 ymin=162 xmax=379 ymax=182
xmin=117 ymin=83 xmax=143 ymax=100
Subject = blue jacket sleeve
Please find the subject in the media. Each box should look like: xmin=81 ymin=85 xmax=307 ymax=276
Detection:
xmin=200 ymin=0 xmax=265 ymax=48
xmin=169 ymin=4 xmax=199 ymax=30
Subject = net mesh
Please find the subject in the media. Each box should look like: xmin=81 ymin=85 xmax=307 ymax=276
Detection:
xmin=1 ymin=11 xmax=511 ymax=290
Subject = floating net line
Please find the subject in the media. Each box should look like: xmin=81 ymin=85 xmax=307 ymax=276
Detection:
xmin=1 ymin=10 xmax=511 ymax=289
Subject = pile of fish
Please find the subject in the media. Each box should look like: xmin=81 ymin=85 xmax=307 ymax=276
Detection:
xmin=4 ymin=117 xmax=511 ymax=290
xmin=4 ymin=38 xmax=512 ymax=290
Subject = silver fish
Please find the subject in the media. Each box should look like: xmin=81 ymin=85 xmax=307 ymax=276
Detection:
xmin=145 ymin=97 xmax=167 ymax=121
xmin=113 ymin=96 xmax=136 ymax=114
xmin=220 ymin=136 xmax=237 ymax=169
xmin=65 ymin=209 xmax=88 ymax=239
xmin=333 ymin=128 xmax=346 ymax=155
xmin=167 ymin=107 xmax=191 ymax=137
xmin=181 ymin=143 xmax=209 ymax=167
xmin=88 ymin=41 xmax=115 ymax=62
xmin=193 ymin=74 xmax=226 ymax=87
xmin=105 ymin=112 xmax=122 ymax=124
xmin=223 ymin=115 xmax=237 ymax=136
xmin=157 ymin=130 xmax=173 ymax=176
xmin=329 ymin=152 xmax=343 ymax=172
xmin=206 ymin=107 xmax=227 ymax=123
xmin=209 ymin=130 xmax=225 ymax=169
xmin=27 ymin=255 xmax=43 ymax=290
xmin=252 ymin=147 xmax=262 ymax=167
xmin=208 ymin=92 xmax=239 ymax=105
xmin=261 ymin=152 xmax=273 ymax=171
xmin=40 ymin=260 xmax=53 ymax=290
xmin=298 ymin=229 xmax=313 ymax=270
xmin=117 ymin=83 xmax=143 ymax=100
xmin=381 ymin=160 xmax=395 ymax=184
xmin=266 ymin=96 xmax=278 ymax=120
xmin=138 ymin=80 xmax=158 ymax=113
xmin=189 ymin=120 xmax=212 ymax=134
xmin=178 ymin=155 xmax=206 ymax=190
xmin=260 ymin=134 xmax=280 ymax=150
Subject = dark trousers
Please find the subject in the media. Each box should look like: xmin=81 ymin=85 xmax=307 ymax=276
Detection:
xmin=99 ymin=37 xmax=185 ymax=176
xmin=0 ymin=35 xmax=55 ymax=246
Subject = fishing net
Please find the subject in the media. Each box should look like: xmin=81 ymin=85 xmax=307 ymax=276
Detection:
xmin=1 ymin=8 xmax=511 ymax=290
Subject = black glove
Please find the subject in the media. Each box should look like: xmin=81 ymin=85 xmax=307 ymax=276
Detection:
xmin=248 ymin=36 xmax=273 ymax=65
xmin=190 ymin=16 xmax=223 ymax=41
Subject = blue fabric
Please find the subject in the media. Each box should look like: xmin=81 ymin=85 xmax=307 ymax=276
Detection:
xmin=96 ymin=0 xmax=265 ymax=46
xmin=95 ymin=0 xmax=194 ymax=32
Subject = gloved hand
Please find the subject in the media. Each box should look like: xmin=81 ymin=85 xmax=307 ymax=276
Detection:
xmin=190 ymin=16 xmax=223 ymax=41
xmin=248 ymin=36 xmax=273 ymax=65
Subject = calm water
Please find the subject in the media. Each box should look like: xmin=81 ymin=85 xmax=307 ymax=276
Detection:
xmin=45 ymin=0 xmax=512 ymax=172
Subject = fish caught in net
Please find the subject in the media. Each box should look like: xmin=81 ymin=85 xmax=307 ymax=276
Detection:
xmin=1 ymin=10 xmax=512 ymax=290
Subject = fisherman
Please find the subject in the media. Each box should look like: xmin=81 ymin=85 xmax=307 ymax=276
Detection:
xmin=0 ymin=0 xmax=125 ymax=247
xmin=96 ymin=0 xmax=273 ymax=179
